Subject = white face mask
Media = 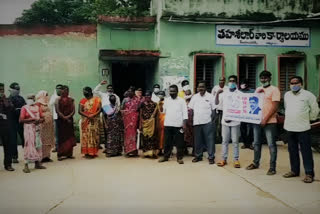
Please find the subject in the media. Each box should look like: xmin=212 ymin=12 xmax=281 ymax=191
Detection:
xmin=184 ymin=94 xmax=192 ymax=100
xmin=154 ymin=88 xmax=160 ymax=93
xmin=26 ymin=99 xmax=35 ymax=105
xmin=182 ymin=85 xmax=190 ymax=91
xmin=240 ymin=84 xmax=246 ymax=89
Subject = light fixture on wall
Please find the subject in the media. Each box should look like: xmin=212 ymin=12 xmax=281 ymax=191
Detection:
xmin=101 ymin=68 xmax=109 ymax=76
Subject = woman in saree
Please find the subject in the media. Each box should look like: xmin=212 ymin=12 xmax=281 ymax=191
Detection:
xmin=121 ymin=88 xmax=140 ymax=157
xmin=103 ymin=95 xmax=124 ymax=157
xmin=157 ymin=91 xmax=166 ymax=155
xmin=78 ymin=87 xmax=101 ymax=159
xmin=35 ymin=90 xmax=55 ymax=162
xmin=55 ymin=85 xmax=76 ymax=161
xmin=19 ymin=95 xmax=46 ymax=173
xmin=139 ymin=91 xmax=159 ymax=158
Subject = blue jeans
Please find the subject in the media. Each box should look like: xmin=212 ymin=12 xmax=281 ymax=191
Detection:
xmin=252 ymin=123 xmax=277 ymax=170
xmin=54 ymin=119 xmax=59 ymax=149
xmin=221 ymin=125 xmax=240 ymax=161
xmin=194 ymin=122 xmax=215 ymax=160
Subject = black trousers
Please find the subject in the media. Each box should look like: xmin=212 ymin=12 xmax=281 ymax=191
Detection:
xmin=0 ymin=130 xmax=12 ymax=167
xmin=10 ymin=121 xmax=24 ymax=159
xmin=163 ymin=126 xmax=185 ymax=160
xmin=287 ymin=130 xmax=314 ymax=177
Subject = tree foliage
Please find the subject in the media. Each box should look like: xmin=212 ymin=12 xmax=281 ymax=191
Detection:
xmin=15 ymin=0 xmax=151 ymax=25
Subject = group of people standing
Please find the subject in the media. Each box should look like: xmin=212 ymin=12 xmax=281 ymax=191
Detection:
xmin=0 ymin=70 xmax=319 ymax=183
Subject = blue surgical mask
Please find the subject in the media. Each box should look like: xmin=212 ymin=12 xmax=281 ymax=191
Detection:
xmin=228 ymin=82 xmax=237 ymax=89
xmin=290 ymin=85 xmax=301 ymax=92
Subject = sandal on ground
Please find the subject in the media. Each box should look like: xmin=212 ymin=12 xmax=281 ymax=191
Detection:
xmin=266 ymin=168 xmax=276 ymax=175
xmin=233 ymin=160 xmax=241 ymax=168
xmin=283 ymin=171 xmax=298 ymax=178
xmin=303 ymin=175 xmax=314 ymax=183
xmin=246 ymin=163 xmax=258 ymax=170
xmin=23 ymin=168 xmax=30 ymax=173
xmin=217 ymin=160 xmax=227 ymax=167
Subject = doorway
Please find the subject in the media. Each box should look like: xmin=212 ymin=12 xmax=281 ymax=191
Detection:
xmin=111 ymin=61 xmax=157 ymax=100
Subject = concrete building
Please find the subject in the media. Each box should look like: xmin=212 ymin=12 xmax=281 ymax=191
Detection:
xmin=1 ymin=0 xmax=320 ymax=117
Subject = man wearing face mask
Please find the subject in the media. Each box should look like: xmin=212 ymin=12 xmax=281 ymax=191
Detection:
xmin=282 ymin=76 xmax=319 ymax=183
xmin=159 ymin=85 xmax=188 ymax=164
xmin=178 ymin=80 xmax=190 ymax=99
xmin=216 ymin=76 xmax=241 ymax=168
xmin=211 ymin=77 xmax=228 ymax=144
xmin=151 ymin=84 xmax=161 ymax=103
xmin=94 ymin=81 xmax=121 ymax=150
xmin=94 ymin=80 xmax=120 ymax=113
xmin=0 ymin=83 xmax=15 ymax=171
xmin=246 ymin=70 xmax=280 ymax=175
xmin=189 ymin=81 xmax=216 ymax=164
xmin=49 ymin=84 xmax=63 ymax=152
xmin=8 ymin=82 xmax=26 ymax=163
xmin=239 ymin=79 xmax=254 ymax=150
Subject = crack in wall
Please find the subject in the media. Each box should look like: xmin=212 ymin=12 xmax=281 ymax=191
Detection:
xmin=222 ymin=167 xmax=303 ymax=214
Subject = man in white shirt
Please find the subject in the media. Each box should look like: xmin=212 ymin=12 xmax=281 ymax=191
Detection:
xmin=49 ymin=84 xmax=63 ymax=152
xmin=159 ymin=85 xmax=188 ymax=164
xmin=282 ymin=76 xmax=319 ymax=183
xmin=215 ymin=75 xmax=241 ymax=168
xmin=188 ymin=81 xmax=216 ymax=164
xmin=211 ymin=77 xmax=228 ymax=144
xmin=93 ymin=80 xmax=121 ymax=113
xmin=93 ymin=81 xmax=120 ymax=150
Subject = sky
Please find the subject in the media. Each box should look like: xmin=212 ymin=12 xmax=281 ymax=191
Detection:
xmin=0 ymin=0 xmax=37 ymax=24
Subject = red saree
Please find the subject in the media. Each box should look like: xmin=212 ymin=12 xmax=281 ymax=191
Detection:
xmin=122 ymin=97 xmax=140 ymax=154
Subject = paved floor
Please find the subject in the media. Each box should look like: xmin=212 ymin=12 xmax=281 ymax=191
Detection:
xmin=0 ymin=143 xmax=319 ymax=214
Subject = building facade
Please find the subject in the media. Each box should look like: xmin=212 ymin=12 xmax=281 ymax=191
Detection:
xmin=0 ymin=0 xmax=319 ymax=117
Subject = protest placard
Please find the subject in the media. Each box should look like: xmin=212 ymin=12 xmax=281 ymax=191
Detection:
xmin=223 ymin=91 xmax=264 ymax=124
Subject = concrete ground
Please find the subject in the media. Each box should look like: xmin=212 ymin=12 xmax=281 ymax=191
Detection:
xmin=0 ymin=143 xmax=319 ymax=214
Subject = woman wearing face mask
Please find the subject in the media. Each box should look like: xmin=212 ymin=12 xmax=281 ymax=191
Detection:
xmin=151 ymin=84 xmax=161 ymax=103
xmin=121 ymin=88 xmax=140 ymax=157
xmin=139 ymin=91 xmax=159 ymax=158
xmin=156 ymin=91 xmax=166 ymax=155
xmin=103 ymin=95 xmax=124 ymax=157
xmin=55 ymin=85 xmax=76 ymax=161
xmin=135 ymin=88 xmax=144 ymax=103
xmin=35 ymin=90 xmax=55 ymax=163
xmin=19 ymin=95 xmax=46 ymax=173
xmin=79 ymin=87 xmax=101 ymax=159
xmin=178 ymin=80 xmax=190 ymax=99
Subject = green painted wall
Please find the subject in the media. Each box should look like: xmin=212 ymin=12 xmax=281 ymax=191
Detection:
xmin=97 ymin=24 xmax=156 ymax=50
xmin=0 ymin=33 xmax=99 ymax=120
xmin=157 ymin=21 xmax=320 ymax=96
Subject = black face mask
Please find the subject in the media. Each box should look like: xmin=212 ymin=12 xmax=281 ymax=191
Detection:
xmin=170 ymin=94 xmax=177 ymax=99
xmin=110 ymin=99 xmax=116 ymax=105
xmin=84 ymin=92 xmax=91 ymax=98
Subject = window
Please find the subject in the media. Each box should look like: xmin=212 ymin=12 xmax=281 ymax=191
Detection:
xmin=194 ymin=55 xmax=224 ymax=93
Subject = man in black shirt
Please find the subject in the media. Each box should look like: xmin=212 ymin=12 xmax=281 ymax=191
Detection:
xmin=8 ymin=82 xmax=26 ymax=163
xmin=0 ymin=83 xmax=15 ymax=171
